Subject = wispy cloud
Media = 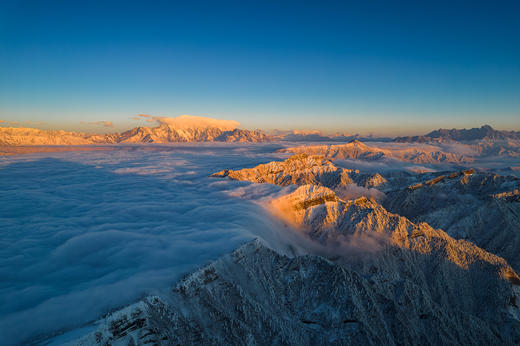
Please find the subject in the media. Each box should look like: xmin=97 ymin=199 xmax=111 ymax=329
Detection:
xmin=80 ymin=120 xmax=114 ymax=128
xmin=132 ymin=114 xmax=240 ymax=130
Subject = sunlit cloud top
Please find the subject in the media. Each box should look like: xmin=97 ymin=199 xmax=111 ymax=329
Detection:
xmin=149 ymin=115 xmax=240 ymax=131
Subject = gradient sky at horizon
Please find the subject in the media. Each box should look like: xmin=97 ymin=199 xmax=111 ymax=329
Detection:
xmin=0 ymin=0 xmax=519 ymax=136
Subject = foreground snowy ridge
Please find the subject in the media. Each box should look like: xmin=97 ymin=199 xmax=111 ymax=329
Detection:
xmin=211 ymin=154 xmax=387 ymax=189
xmin=58 ymin=238 xmax=520 ymax=345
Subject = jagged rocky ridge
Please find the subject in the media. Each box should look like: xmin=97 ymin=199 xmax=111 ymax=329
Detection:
xmin=0 ymin=125 xmax=270 ymax=145
xmin=394 ymin=125 xmax=520 ymax=143
xmin=116 ymin=125 xmax=270 ymax=143
xmin=382 ymin=168 xmax=520 ymax=271
xmin=271 ymin=184 xmax=518 ymax=284
xmin=58 ymin=222 xmax=520 ymax=345
xmin=211 ymin=153 xmax=387 ymax=189
xmin=279 ymin=140 xmax=473 ymax=164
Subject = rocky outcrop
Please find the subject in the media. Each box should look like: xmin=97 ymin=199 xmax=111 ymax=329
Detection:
xmin=272 ymin=185 xmax=518 ymax=279
xmin=394 ymin=125 xmax=520 ymax=143
xmin=279 ymin=140 xmax=386 ymax=161
xmin=211 ymin=154 xmax=387 ymax=189
xmin=117 ymin=125 xmax=270 ymax=143
xmin=0 ymin=125 xmax=271 ymax=145
xmin=215 ymin=129 xmax=271 ymax=143
xmin=279 ymin=140 xmax=472 ymax=164
xmin=61 ymin=237 xmax=520 ymax=345
xmin=383 ymin=170 xmax=520 ymax=271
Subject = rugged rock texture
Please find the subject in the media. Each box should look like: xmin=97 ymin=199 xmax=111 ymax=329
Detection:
xmin=117 ymin=125 xmax=270 ymax=143
xmin=279 ymin=140 xmax=386 ymax=161
xmin=273 ymin=185 xmax=517 ymax=279
xmin=211 ymin=154 xmax=387 ymax=189
xmin=279 ymin=140 xmax=473 ymax=164
xmin=0 ymin=125 xmax=270 ymax=145
xmin=62 ymin=238 xmax=520 ymax=345
xmin=383 ymin=169 xmax=520 ymax=271
xmin=215 ymin=128 xmax=271 ymax=143
xmin=394 ymin=125 xmax=520 ymax=143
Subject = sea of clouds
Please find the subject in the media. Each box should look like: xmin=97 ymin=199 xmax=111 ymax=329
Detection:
xmin=0 ymin=144 xmax=295 ymax=344
xmin=1 ymin=142 xmax=519 ymax=344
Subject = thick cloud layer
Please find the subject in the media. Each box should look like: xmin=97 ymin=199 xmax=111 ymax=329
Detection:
xmin=2 ymin=142 xmax=519 ymax=344
xmin=0 ymin=144 xmax=285 ymax=344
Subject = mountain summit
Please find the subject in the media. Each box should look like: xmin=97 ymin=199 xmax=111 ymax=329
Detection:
xmin=0 ymin=116 xmax=270 ymax=145
xmin=394 ymin=125 xmax=520 ymax=143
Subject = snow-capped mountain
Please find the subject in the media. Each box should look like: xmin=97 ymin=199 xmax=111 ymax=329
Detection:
xmin=0 ymin=116 xmax=271 ymax=145
xmin=212 ymin=153 xmax=387 ymax=188
xmin=382 ymin=169 xmax=520 ymax=271
xmin=279 ymin=140 xmax=386 ymax=161
xmin=116 ymin=124 xmax=270 ymax=143
xmin=394 ymin=125 xmax=520 ymax=143
xmin=278 ymin=140 xmax=473 ymax=164
xmin=57 ymin=196 xmax=520 ymax=345
xmin=0 ymin=127 xmax=97 ymax=145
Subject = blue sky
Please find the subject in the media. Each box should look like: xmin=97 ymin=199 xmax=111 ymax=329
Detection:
xmin=0 ymin=0 xmax=519 ymax=135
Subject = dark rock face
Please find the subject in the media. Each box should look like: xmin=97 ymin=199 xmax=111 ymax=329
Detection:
xmin=383 ymin=169 xmax=520 ymax=271
xmin=65 ymin=240 xmax=520 ymax=345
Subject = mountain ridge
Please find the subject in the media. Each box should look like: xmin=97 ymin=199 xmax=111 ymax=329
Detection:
xmin=0 ymin=124 xmax=271 ymax=145
xmin=394 ymin=125 xmax=520 ymax=143
xmin=211 ymin=153 xmax=387 ymax=189
xmin=279 ymin=140 xmax=474 ymax=164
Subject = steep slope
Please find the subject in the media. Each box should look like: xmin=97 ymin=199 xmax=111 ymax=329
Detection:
xmin=59 ymin=235 xmax=520 ymax=345
xmin=215 ymin=128 xmax=270 ymax=142
xmin=279 ymin=140 xmax=472 ymax=164
xmin=211 ymin=154 xmax=387 ymax=189
xmin=279 ymin=140 xmax=386 ymax=161
xmin=117 ymin=124 xmax=227 ymax=143
xmin=383 ymin=169 xmax=520 ymax=270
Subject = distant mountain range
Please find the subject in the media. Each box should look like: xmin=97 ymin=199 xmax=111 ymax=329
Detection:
xmin=394 ymin=125 xmax=520 ymax=143
xmin=0 ymin=123 xmax=270 ymax=145
xmin=1 ymin=120 xmax=519 ymax=146
xmin=279 ymin=140 xmax=474 ymax=164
